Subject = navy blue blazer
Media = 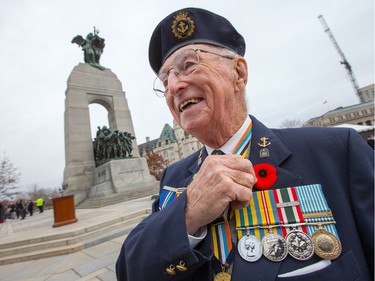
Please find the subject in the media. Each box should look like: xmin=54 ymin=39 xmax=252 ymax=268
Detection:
xmin=116 ymin=116 xmax=374 ymax=281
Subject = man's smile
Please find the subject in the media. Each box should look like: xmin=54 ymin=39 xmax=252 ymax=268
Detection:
xmin=179 ymin=98 xmax=203 ymax=112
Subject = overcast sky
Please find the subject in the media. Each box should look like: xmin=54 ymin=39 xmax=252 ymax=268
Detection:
xmin=0 ymin=0 xmax=373 ymax=192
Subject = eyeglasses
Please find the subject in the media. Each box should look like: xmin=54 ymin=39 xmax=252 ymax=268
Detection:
xmin=153 ymin=48 xmax=234 ymax=97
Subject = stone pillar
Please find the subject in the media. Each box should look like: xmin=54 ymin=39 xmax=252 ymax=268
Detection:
xmin=63 ymin=63 xmax=142 ymax=204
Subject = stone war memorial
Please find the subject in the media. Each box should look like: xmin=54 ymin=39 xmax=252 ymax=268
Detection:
xmin=64 ymin=28 xmax=157 ymax=206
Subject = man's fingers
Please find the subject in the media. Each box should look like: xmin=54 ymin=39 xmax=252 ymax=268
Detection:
xmin=231 ymin=199 xmax=250 ymax=210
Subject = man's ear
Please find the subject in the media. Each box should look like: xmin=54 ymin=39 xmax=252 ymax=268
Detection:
xmin=234 ymin=57 xmax=248 ymax=92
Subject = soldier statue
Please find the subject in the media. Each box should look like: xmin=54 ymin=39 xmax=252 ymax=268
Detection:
xmin=72 ymin=27 xmax=105 ymax=70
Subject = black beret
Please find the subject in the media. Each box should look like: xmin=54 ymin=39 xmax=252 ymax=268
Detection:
xmin=149 ymin=7 xmax=246 ymax=73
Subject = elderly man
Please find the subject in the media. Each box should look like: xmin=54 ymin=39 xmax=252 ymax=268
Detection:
xmin=116 ymin=8 xmax=374 ymax=281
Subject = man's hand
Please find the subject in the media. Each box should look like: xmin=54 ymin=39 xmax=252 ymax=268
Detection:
xmin=185 ymin=154 xmax=257 ymax=235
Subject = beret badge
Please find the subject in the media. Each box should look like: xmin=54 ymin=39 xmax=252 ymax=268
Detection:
xmin=171 ymin=12 xmax=195 ymax=40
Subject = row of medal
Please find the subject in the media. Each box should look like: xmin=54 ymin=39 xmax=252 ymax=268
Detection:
xmin=237 ymin=222 xmax=342 ymax=263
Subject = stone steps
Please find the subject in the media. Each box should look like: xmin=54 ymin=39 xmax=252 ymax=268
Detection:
xmin=0 ymin=209 xmax=150 ymax=265
xmin=77 ymin=189 xmax=158 ymax=209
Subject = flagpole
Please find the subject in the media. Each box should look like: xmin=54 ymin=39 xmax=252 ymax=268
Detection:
xmin=322 ymin=100 xmax=331 ymax=111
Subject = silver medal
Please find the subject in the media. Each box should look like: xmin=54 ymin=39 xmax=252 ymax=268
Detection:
xmin=285 ymin=229 xmax=314 ymax=261
xmin=237 ymin=234 xmax=263 ymax=262
xmin=261 ymin=231 xmax=288 ymax=262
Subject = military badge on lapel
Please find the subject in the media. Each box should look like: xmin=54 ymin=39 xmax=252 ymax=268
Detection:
xmin=258 ymin=137 xmax=271 ymax=158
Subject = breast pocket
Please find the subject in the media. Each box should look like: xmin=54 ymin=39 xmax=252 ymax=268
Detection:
xmin=276 ymin=251 xmax=360 ymax=281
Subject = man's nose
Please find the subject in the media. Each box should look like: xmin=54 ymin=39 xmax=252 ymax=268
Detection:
xmin=167 ymin=72 xmax=187 ymax=96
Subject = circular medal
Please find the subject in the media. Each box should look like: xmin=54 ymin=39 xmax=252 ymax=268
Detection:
xmin=237 ymin=234 xmax=263 ymax=262
xmin=261 ymin=231 xmax=288 ymax=262
xmin=311 ymin=228 xmax=342 ymax=260
xmin=214 ymin=271 xmax=231 ymax=281
xmin=285 ymin=229 xmax=314 ymax=261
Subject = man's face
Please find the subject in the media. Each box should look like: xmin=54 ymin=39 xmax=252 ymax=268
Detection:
xmin=160 ymin=44 xmax=241 ymax=138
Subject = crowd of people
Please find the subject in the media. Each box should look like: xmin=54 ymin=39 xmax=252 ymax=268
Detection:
xmin=0 ymin=197 xmax=45 ymax=223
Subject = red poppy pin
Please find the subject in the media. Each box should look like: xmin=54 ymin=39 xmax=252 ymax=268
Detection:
xmin=254 ymin=163 xmax=277 ymax=190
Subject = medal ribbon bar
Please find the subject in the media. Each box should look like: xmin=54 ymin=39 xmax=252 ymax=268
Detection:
xmin=295 ymin=184 xmax=339 ymax=238
xmin=273 ymin=187 xmax=307 ymax=236
xmin=158 ymin=186 xmax=186 ymax=210
xmin=235 ymin=185 xmax=340 ymax=241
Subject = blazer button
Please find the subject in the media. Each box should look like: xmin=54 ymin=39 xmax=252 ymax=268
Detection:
xmin=176 ymin=261 xmax=187 ymax=271
xmin=166 ymin=264 xmax=176 ymax=275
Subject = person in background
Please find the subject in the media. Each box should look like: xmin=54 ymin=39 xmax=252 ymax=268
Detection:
xmin=27 ymin=200 xmax=34 ymax=216
xmin=9 ymin=203 xmax=16 ymax=219
xmin=15 ymin=201 xmax=21 ymax=219
xmin=35 ymin=197 xmax=44 ymax=214
xmin=116 ymin=7 xmax=374 ymax=281
xmin=18 ymin=200 xmax=26 ymax=220
xmin=0 ymin=203 xmax=5 ymax=223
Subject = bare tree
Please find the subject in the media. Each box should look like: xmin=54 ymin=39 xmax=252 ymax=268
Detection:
xmin=27 ymin=184 xmax=59 ymax=209
xmin=280 ymin=119 xmax=303 ymax=128
xmin=27 ymin=184 xmax=46 ymax=201
xmin=0 ymin=153 xmax=21 ymax=200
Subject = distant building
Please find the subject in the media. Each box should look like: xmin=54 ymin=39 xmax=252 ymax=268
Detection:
xmin=358 ymin=83 xmax=374 ymax=103
xmin=303 ymin=84 xmax=374 ymax=145
xmin=304 ymin=84 xmax=374 ymax=127
xmin=138 ymin=120 xmax=203 ymax=165
xmin=304 ymin=102 xmax=374 ymax=127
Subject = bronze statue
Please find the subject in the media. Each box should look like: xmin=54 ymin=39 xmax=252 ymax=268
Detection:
xmin=93 ymin=126 xmax=136 ymax=166
xmin=72 ymin=27 xmax=105 ymax=70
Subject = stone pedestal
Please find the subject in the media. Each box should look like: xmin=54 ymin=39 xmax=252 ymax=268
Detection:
xmin=89 ymin=158 xmax=158 ymax=198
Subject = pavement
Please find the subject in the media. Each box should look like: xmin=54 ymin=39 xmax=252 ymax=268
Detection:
xmin=0 ymin=196 xmax=154 ymax=281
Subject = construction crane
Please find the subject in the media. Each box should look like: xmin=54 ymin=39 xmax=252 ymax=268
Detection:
xmin=318 ymin=15 xmax=363 ymax=102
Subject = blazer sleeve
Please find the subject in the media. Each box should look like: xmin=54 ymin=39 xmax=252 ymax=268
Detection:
xmin=116 ymin=178 xmax=212 ymax=281
xmin=346 ymin=129 xmax=374 ymax=273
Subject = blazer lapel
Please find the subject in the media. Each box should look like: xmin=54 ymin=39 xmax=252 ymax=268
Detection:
xmin=249 ymin=115 xmax=303 ymax=188
xmin=178 ymin=148 xmax=207 ymax=187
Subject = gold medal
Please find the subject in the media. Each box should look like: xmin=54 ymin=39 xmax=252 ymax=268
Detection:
xmin=311 ymin=227 xmax=342 ymax=260
xmin=214 ymin=271 xmax=231 ymax=281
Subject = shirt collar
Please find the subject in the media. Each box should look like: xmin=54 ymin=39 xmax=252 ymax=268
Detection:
xmin=206 ymin=116 xmax=252 ymax=155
